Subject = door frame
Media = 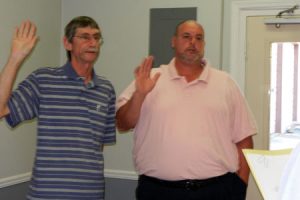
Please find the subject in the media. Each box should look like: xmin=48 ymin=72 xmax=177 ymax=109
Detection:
xmin=230 ymin=0 xmax=300 ymax=91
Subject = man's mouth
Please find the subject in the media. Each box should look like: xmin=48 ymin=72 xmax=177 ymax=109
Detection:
xmin=186 ymin=48 xmax=197 ymax=53
xmin=86 ymin=48 xmax=98 ymax=53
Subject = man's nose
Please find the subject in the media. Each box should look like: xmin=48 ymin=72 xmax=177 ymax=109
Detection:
xmin=189 ymin=37 xmax=197 ymax=44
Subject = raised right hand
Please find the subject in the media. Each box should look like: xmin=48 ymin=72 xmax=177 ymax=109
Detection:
xmin=10 ymin=20 xmax=38 ymax=63
xmin=134 ymin=56 xmax=160 ymax=96
xmin=0 ymin=21 xmax=38 ymax=118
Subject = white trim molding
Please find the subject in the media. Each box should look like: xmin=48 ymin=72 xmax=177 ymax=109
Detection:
xmin=0 ymin=172 xmax=31 ymax=188
xmin=0 ymin=169 xmax=138 ymax=188
xmin=230 ymin=0 xmax=299 ymax=91
xmin=104 ymin=169 xmax=138 ymax=180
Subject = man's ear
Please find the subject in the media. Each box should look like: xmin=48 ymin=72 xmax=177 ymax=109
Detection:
xmin=63 ymin=36 xmax=72 ymax=51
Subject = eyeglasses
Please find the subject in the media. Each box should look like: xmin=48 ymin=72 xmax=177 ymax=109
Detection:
xmin=73 ymin=34 xmax=104 ymax=45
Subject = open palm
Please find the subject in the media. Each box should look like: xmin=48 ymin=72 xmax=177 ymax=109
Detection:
xmin=135 ymin=56 xmax=160 ymax=95
xmin=11 ymin=21 xmax=38 ymax=62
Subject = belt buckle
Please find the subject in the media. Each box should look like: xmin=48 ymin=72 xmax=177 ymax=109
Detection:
xmin=185 ymin=180 xmax=199 ymax=190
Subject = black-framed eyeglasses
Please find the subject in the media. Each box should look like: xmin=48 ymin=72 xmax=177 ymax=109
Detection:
xmin=73 ymin=34 xmax=104 ymax=45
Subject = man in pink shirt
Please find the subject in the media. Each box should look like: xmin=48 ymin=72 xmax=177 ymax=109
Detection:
xmin=116 ymin=20 xmax=257 ymax=200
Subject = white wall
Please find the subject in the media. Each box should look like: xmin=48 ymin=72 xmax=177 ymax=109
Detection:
xmin=0 ymin=0 xmax=61 ymax=186
xmin=61 ymin=0 xmax=223 ymax=175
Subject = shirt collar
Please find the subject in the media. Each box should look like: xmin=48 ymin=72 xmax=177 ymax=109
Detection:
xmin=63 ymin=61 xmax=78 ymax=79
xmin=62 ymin=61 xmax=100 ymax=88
xmin=167 ymin=58 xmax=209 ymax=83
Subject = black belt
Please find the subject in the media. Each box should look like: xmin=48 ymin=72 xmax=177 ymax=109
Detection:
xmin=139 ymin=173 xmax=232 ymax=190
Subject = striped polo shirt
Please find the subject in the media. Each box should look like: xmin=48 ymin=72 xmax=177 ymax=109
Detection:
xmin=6 ymin=62 xmax=116 ymax=200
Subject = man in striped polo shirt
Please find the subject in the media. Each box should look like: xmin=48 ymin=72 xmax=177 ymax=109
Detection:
xmin=0 ymin=16 xmax=116 ymax=199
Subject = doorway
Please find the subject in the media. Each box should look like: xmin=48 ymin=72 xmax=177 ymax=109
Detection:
xmin=269 ymin=42 xmax=300 ymax=150
xmin=245 ymin=15 xmax=300 ymax=200
xmin=245 ymin=16 xmax=300 ymax=150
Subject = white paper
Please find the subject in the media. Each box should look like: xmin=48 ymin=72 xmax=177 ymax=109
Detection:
xmin=279 ymin=144 xmax=300 ymax=200
xmin=242 ymin=149 xmax=292 ymax=200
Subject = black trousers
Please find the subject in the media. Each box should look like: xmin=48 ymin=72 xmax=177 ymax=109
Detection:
xmin=136 ymin=173 xmax=247 ymax=200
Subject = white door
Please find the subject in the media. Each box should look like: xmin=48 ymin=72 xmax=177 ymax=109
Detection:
xmin=245 ymin=16 xmax=300 ymax=200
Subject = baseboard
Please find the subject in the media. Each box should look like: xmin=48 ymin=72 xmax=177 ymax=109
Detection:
xmin=0 ymin=172 xmax=31 ymax=188
xmin=104 ymin=169 xmax=138 ymax=180
xmin=0 ymin=169 xmax=138 ymax=188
